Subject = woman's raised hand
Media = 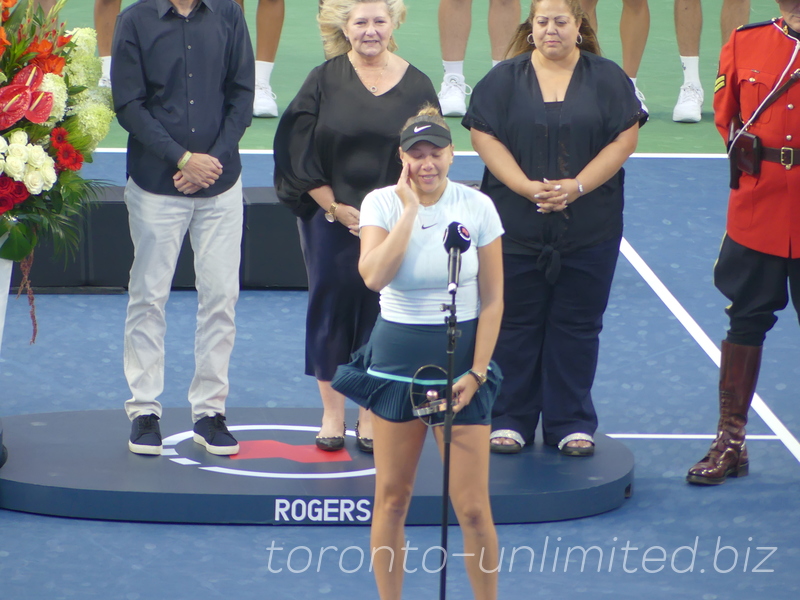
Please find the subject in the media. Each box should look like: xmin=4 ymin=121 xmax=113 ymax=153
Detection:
xmin=394 ymin=162 xmax=421 ymax=211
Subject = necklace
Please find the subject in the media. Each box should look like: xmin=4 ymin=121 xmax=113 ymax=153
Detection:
xmin=351 ymin=56 xmax=389 ymax=94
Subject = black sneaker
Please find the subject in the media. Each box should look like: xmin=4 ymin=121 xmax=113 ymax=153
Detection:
xmin=193 ymin=414 xmax=239 ymax=456
xmin=129 ymin=414 xmax=162 ymax=455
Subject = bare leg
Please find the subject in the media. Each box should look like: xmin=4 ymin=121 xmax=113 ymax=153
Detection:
xmin=674 ymin=0 xmax=701 ymax=56
xmin=439 ymin=0 xmax=473 ymax=62
xmin=370 ymin=416 xmax=428 ymax=600
xmin=434 ymin=424 xmax=499 ymax=600
xmin=720 ymin=0 xmax=750 ymax=45
xmin=94 ymin=0 xmax=122 ymax=57
xmin=317 ymin=381 xmax=373 ymax=439
xmin=580 ymin=0 xmax=599 ymax=32
xmin=317 ymin=381 xmax=346 ymax=438
xmin=488 ymin=0 xmax=521 ymax=62
xmin=33 ymin=0 xmax=57 ymax=14
xmin=256 ymin=0 xmax=285 ymax=63
xmin=620 ymin=0 xmax=649 ymax=78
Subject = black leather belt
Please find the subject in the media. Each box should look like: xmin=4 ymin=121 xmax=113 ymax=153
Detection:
xmin=763 ymin=146 xmax=800 ymax=169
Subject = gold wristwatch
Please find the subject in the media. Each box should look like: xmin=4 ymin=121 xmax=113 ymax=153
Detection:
xmin=468 ymin=370 xmax=488 ymax=387
xmin=324 ymin=201 xmax=339 ymax=223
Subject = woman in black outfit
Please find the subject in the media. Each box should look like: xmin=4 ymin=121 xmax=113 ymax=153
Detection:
xmin=463 ymin=0 xmax=647 ymax=456
xmin=273 ymin=0 xmax=437 ymax=452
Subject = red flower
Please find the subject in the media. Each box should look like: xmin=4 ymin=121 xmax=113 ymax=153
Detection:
xmin=56 ymin=143 xmax=84 ymax=171
xmin=57 ymin=35 xmax=71 ymax=48
xmin=50 ymin=127 xmax=69 ymax=148
xmin=0 ymin=174 xmax=21 ymax=210
xmin=0 ymin=195 xmax=13 ymax=215
xmin=10 ymin=179 xmax=29 ymax=204
xmin=0 ymin=26 xmax=9 ymax=58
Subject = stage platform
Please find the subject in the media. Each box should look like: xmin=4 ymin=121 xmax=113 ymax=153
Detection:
xmin=0 ymin=418 xmax=7 ymax=469
xmin=0 ymin=408 xmax=633 ymax=525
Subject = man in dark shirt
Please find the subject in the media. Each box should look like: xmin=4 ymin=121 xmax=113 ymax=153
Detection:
xmin=112 ymin=0 xmax=254 ymax=456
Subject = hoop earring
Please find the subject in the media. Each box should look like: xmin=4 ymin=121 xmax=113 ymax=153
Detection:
xmin=576 ymin=33 xmax=583 ymax=46
xmin=526 ymin=33 xmax=535 ymax=46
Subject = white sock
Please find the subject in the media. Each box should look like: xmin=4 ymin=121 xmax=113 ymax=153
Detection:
xmin=101 ymin=55 xmax=111 ymax=80
xmin=491 ymin=59 xmax=501 ymax=68
xmin=630 ymin=77 xmax=637 ymax=87
xmin=442 ymin=60 xmax=464 ymax=79
xmin=679 ymin=56 xmax=701 ymax=89
xmin=255 ymin=61 xmax=275 ymax=86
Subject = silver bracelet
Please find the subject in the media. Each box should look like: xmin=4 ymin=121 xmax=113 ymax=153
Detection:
xmin=575 ymin=178 xmax=584 ymax=195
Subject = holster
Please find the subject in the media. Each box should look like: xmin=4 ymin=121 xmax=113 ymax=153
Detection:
xmin=728 ymin=129 xmax=762 ymax=189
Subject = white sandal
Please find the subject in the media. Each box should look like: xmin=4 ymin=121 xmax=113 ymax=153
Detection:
xmin=490 ymin=429 xmax=525 ymax=454
xmin=558 ymin=433 xmax=595 ymax=457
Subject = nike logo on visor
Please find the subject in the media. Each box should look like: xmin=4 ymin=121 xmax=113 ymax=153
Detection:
xmin=413 ymin=125 xmax=432 ymax=133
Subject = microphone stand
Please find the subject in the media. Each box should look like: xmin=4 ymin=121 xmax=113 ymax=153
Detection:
xmin=438 ymin=289 xmax=458 ymax=600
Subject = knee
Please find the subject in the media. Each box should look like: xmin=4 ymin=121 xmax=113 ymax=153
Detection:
xmin=374 ymin=485 xmax=413 ymax=522
xmin=455 ymin=501 xmax=494 ymax=535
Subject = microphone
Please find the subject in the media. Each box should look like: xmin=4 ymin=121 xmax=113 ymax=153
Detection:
xmin=442 ymin=222 xmax=471 ymax=294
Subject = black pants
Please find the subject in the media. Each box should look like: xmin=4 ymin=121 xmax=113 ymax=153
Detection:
xmin=491 ymin=237 xmax=620 ymax=446
xmin=298 ymin=209 xmax=380 ymax=381
xmin=715 ymin=235 xmax=800 ymax=346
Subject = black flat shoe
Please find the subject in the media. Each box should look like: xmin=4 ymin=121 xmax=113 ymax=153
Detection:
xmin=354 ymin=420 xmax=373 ymax=454
xmin=316 ymin=422 xmax=346 ymax=452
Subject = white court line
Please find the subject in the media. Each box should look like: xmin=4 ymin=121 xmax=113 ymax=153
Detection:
xmin=93 ymin=149 xmax=730 ymax=159
xmin=620 ymin=237 xmax=800 ymax=464
xmin=608 ymin=434 xmax=779 ymax=440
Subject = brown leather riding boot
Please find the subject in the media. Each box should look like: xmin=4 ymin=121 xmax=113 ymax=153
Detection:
xmin=686 ymin=341 xmax=762 ymax=485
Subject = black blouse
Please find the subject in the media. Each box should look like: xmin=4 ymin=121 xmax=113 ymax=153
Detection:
xmin=274 ymin=54 xmax=438 ymax=220
xmin=463 ymin=51 xmax=647 ymax=260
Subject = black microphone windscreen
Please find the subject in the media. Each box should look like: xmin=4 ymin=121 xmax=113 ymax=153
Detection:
xmin=443 ymin=221 xmax=471 ymax=253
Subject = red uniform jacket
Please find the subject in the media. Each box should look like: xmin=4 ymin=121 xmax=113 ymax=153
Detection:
xmin=714 ymin=19 xmax=800 ymax=258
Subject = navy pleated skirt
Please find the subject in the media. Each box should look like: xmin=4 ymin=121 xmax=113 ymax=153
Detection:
xmin=332 ymin=316 xmax=501 ymax=424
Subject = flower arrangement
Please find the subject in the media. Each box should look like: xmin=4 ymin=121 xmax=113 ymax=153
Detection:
xmin=0 ymin=0 xmax=114 ymax=340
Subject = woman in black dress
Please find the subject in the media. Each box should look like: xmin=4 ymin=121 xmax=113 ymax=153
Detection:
xmin=463 ymin=0 xmax=647 ymax=456
xmin=274 ymin=0 xmax=437 ymax=452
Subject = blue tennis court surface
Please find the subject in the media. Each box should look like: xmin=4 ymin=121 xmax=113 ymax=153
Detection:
xmin=1 ymin=155 xmax=798 ymax=599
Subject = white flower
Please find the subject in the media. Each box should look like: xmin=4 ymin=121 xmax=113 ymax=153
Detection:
xmin=66 ymin=28 xmax=98 ymax=56
xmin=0 ymin=158 xmax=5 ymax=175
xmin=40 ymin=158 xmax=57 ymax=189
xmin=8 ymin=131 xmax=28 ymax=146
xmin=7 ymin=144 xmax=29 ymax=163
xmin=38 ymin=73 xmax=69 ymax=123
xmin=26 ymin=144 xmax=48 ymax=170
xmin=0 ymin=137 xmax=7 ymax=154
xmin=23 ymin=168 xmax=45 ymax=196
xmin=4 ymin=156 xmax=26 ymax=181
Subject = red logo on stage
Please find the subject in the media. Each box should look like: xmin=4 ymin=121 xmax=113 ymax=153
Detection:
xmin=230 ymin=440 xmax=352 ymax=463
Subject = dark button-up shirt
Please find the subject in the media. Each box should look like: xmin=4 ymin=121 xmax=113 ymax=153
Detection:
xmin=111 ymin=0 xmax=254 ymax=197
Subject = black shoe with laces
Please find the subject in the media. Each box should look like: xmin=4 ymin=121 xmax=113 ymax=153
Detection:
xmin=129 ymin=414 xmax=162 ymax=455
xmin=193 ymin=414 xmax=239 ymax=456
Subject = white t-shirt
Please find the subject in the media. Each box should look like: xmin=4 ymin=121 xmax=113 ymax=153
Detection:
xmin=360 ymin=180 xmax=504 ymax=324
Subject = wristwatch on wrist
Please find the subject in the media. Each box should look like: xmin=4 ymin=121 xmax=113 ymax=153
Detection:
xmin=468 ymin=369 xmax=488 ymax=387
xmin=324 ymin=201 xmax=339 ymax=223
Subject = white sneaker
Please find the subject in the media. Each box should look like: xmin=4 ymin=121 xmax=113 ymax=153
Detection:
xmin=437 ymin=74 xmax=472 ymax=117
xmin=633 ymin=84 xmax=648 ymax=115
xmin=253 ymin=83 xmax=278 ymax=118
xmin=98 ymin=76 xmax=111 ymax=89
xmin=672 ymin=84 xmax=704 ymax=123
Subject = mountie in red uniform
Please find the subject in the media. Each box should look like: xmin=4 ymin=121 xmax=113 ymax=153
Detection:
xmin=714 ymin=18 xmax=800 ymax=258
xmin=688 ymin=17 xmax=800 ymax=487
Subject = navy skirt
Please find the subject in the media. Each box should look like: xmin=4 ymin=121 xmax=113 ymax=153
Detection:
xmin=332 ymin=316 xmax=501 ymax=424
xmin=298 ymin=209 xmax=380 ymax=380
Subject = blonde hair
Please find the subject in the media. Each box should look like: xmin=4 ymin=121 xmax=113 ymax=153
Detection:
xmin=506 ymin=0 xmax=601 ymax=59
xmin=400 ymin=103 xmax=450 ymax=134
xmin=318 ymin=0 xmax=407 ymax=59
